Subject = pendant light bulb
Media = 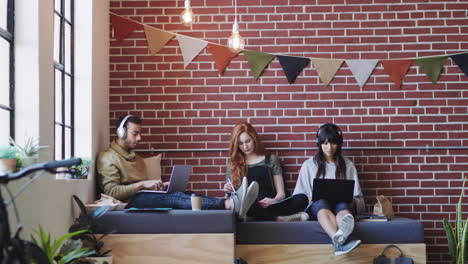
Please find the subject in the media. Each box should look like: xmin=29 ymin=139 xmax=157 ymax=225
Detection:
xmin=228 ymin=19 xmax=245 ymax=53
xmin=181 ymin=0 xmax=195 ymax=26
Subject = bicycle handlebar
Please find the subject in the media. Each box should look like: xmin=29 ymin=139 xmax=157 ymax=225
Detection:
xmin=0 ymin=158 xmax=82 ymax=182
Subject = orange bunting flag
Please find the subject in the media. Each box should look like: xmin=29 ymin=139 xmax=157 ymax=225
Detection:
xmin=110 ymin=14 xmax=143 ymax=41
xmin=381 ymin=59 xmax=413 ymax=88
xmin=207 ymin=44 xmax=239 ymax=74
xmin=144 ymin=25 xmax=175 ymax=55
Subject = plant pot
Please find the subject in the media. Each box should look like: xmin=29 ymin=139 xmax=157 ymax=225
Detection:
xmin=84 ymin=256 xmax=113 ymax=264
xmin=0 ymin=158 xmax=17 ymax=173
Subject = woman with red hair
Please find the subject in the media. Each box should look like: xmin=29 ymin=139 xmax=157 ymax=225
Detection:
xmin=224 ymin=122 xmax=308 ymax=221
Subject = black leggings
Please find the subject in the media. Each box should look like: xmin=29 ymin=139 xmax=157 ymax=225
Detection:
xmin=247 ymin=193 xmax=309 ymax=221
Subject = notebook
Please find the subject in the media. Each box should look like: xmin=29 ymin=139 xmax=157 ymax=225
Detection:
xmin=138 ymin=165 xmax=192 ymax=194
xmin=312 ymin=179 xmax=355 ymax=203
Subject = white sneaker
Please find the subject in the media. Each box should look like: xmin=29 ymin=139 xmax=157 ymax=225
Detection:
xmin=278 ymin=212 xmax=309 ymax=221
xmin=333 ymin=214 xmax=354 ymax=245
xmin=236 ymin=177 xmax=248 ymax=202
xmin=239 ymin=181 xmax=259 ymax=222
xmin=334 ymin=239 xmax=361 ymax=256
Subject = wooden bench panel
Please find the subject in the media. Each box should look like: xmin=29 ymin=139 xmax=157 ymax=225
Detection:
xmin=104 ymin=234 xmax=234 ymax=264
xmin=236 ymin=243 xmax=426 ymax=264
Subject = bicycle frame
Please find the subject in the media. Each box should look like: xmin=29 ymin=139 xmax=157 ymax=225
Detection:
xmin=0 ymin=183 xmax=11 ymax=261
xmin=0 ymin=158 xmax=81 ymax=263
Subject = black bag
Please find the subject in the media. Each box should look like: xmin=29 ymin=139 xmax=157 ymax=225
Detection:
xmin=233 ymin=257 xmax=248 ymax=264
xmin=373 ymin=245 xmax=414 ymax=264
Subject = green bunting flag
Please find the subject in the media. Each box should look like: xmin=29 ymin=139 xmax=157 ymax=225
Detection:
xmin=243 ymin=50 xmax=275 ymax=80
xmin=414 ymin=56 xmax=449 ymax=84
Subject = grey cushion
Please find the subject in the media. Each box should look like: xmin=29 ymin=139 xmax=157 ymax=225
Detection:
xmin=98 ymin=210 xmax=235 ymax=234
xmin=236 ymin=217 xmax=424 ymax=244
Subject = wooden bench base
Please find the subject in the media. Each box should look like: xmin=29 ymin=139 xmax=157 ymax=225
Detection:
xmin=236 ymin=243 xmax=426 ymax=264
xmin=103 ymin=234 xmax=425 ymax=264
xmin=103 ymin=234 xmax=234 ymax=264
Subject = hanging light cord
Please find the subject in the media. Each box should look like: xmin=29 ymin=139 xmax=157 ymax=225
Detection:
xmin=234 ymin=0 xmax=238 ymax=23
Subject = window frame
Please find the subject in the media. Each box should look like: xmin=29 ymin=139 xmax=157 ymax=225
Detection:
xmin=0 ymin=0 xmax=15 ymax=141
xmin=54 ymin=0 xmax=75 ymax=159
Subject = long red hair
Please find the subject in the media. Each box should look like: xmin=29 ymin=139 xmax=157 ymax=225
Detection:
xmin=229 ymin=122 xmax=266 ymax=188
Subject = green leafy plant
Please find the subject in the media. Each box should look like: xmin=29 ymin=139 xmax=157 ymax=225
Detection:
xmin=9 ymin=136 xmax=48 ymax=158
xmin=69 ymin=195 xmax=114 ymax=257
xmin=0 ymin=145 xmax=17 ymax=159
xmin=69 ymin=158 xmax=92 ymax=179
xmin=443 ymin=176 xmax=468 ymax=264
xmin=31 ymin=225 xmax=95 ymax=264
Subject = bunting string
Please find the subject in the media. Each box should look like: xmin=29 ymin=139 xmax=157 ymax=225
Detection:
xmin=110 ymin=12 xmax=468 ymax=88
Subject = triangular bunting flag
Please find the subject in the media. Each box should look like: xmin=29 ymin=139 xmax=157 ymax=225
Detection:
xmin=207 ymin=44 xmax=239 ymax=74
xmin=311 ymin=59 xmax=343 ymax=86
xmin=243 ymin=50 xmax=275 ymax=80
xmin=449 ymin=53 xmax=468 ymax=77
xmin=346 ymin=59 xmax=379 ymax=88
xmin=110 ymin=14 xmax=143 ymax=41
xmin=381 ymin=59 xmax=413 ymax=88
xmin=144 ymin=25 xmax=175 ymax=55
xmin=276 ymin=55 xmax=310 ymax=84
xmin=414 ymin=56 xmax=448 ymax=84
xmin=176 ymin=35 xmax=208 ymax=68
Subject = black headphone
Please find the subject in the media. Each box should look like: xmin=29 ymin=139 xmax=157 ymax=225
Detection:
xmin=315 ymin=123 xmax=343 ymax=146
xmin=116 ymin=115 xmax=134 ymax=139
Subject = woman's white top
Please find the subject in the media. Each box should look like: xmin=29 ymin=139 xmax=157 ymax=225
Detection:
xmin=293 ymin=156 xmax=365 ymax=214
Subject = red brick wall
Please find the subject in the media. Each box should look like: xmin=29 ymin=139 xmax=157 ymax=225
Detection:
xmin=109 ymin=1 xmax=468 ymax=262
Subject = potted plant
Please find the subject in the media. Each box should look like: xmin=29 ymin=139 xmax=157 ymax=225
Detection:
xmin=69 ymin=158 xmax=92 ymax=179
xmin=69 ymin=195 xmax=114 ymax=264
xmin=31 ymin=225 xmax=95 ymax=264
xmin=0 ymin=145 xmax=18 ymax=172
xmin=9 ymin=136 xmax=48 ymax=167
xmin=443 ymin=176 xmax=467 ymax=264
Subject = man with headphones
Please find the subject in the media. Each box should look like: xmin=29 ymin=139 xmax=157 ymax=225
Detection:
xmin=96 ymin=114 xmax=259 ymax=218
xmin=97 ymin=115 xmax=166 ymax=201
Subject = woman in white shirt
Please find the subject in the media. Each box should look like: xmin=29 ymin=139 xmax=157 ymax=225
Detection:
xmin=293 ymin=123 xmax=364 ymax=256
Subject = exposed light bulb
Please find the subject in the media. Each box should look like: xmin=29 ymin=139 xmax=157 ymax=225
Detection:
xmin=181 ymin=0 xmax=195 ymax=26
xmin=228 ymin=20 xmax=245 ymax=53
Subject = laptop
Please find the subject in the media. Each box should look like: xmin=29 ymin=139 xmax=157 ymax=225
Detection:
xmin=312 ymin=179 xmax=355 ymax=203
xmin=138 ymin=165 xmax=192 ymax=194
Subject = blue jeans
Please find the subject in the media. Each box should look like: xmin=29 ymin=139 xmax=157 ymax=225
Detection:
xmin=306 ymin=199 xmax=353 ymax=220
xmin=128 ymin=191 xmax=225 ymax=210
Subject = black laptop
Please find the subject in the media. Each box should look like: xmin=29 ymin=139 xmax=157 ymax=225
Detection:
xmin=312 ymin=179 xmax=355 ymax=203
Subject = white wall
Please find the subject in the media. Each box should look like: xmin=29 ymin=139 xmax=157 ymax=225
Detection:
xmin=11 ymin=0 xmax=109 ymax=237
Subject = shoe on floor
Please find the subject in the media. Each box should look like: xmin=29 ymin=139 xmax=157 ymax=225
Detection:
xmin=333 ymin=214 xmax=354 ymax=245
xmin=239 ymin=181 xmax=259 ymax=222
xmin=334 ymin=239 xmax=361 ymax=256
xmin=278 ymin=212 xmax=309 ymax=221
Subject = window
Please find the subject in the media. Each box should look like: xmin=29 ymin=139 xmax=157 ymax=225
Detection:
xmin=54 ymin=0 xmax=74 ymax=159
xmin=0 ymin=0 xmax=14 ymax=145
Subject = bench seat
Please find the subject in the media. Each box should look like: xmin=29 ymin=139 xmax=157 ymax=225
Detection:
xmin=100 ymin=210 xmax=235 ymax=264
xmin=236 ymin=217 xmax=424 ymax=244
xmin=98 ymin=211 xmax=426 ymax=264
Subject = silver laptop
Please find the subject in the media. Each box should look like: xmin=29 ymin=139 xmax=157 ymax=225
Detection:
xmin=139 ymin=165 xmax=192 ymax=194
